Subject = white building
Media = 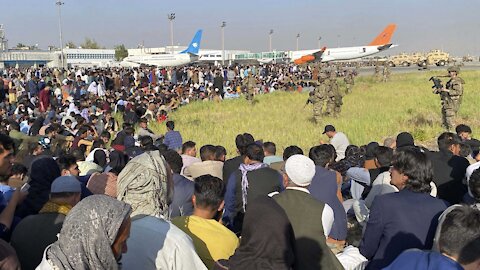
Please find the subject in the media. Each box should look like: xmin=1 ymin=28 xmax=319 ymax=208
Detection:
xmin=62 ymin=48 xmax=115 ymax=67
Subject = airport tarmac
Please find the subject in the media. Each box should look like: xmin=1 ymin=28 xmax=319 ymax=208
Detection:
xmin=358 ymin=62 xmax=480 ymax=75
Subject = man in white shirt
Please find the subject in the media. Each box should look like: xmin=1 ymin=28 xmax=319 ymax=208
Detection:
xmin=180 ymin=141 xmax=201 ymax=176
xmin=323 ymin=125 xmax=350 ymax=161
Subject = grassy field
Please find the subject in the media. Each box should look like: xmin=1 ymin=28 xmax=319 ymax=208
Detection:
xmin=148 ymin=70 xmax=480 ymax=157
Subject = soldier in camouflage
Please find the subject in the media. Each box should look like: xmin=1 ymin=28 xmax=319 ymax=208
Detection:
xmin=244 ymin=72 xmax=256 ymax=103
xmin=382 ymin=63 xmax=391 ymax=82
xmin=440 ymin=66 xmax=464 ymax=130
xmin=344 ymin=70 xmax=355 ymax=94
xmin=325 ymin=71 xmax=343 ymax=117
xmin=311 ymin=74 xmax=328 ymax=123
xmin=374 ymin=63 xmax=381 ymax=82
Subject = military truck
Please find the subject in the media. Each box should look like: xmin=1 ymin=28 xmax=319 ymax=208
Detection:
xmin=417 ymin=49 xmax=450 ymax=67
xmin=387 ymin=53 xmax=412 ymax=67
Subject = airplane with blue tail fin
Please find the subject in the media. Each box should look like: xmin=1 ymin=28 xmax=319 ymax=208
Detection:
xmin=122 ymin=30 xmax=203 ymax=67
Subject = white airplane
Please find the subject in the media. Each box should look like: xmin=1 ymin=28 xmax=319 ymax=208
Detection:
xmin=291 ymin=24 xmax=397 ymax=64
xmin=122 ymin=30 xmax=203 ymax=67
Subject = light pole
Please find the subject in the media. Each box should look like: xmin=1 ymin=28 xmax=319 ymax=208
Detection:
xmin=296 ymin=33 xmax=300 ymax=51
xmin=318 ymin=36 xmax=322 ymax=49
xmin=221 ymin=21 xmax=226 ymax=65
xmin=269 ymin=29 xmax=273 ymax=52
xmin=168 ymin=13 xmax=175 ymax=49
xmin=56 ymin=1 xmax=65 ymax=68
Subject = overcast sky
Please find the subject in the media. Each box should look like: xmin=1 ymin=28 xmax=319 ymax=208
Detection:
xmin=2 ymin=0 xmax=480 ymax=56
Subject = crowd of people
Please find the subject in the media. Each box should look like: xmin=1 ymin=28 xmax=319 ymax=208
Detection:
xmin=0 ymin=64 xmax=478 ymax=270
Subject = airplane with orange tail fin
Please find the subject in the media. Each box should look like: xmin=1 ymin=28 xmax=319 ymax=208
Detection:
xmin=291 ymin=24 xmax=397 ymax=65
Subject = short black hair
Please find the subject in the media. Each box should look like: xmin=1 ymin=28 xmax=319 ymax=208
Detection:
xmin=455 ymin=124 xmax=472 ymax=134
xmin=392 ymin=147 xmax=432 ymax=193
xmin=194 ymin=174 xmax=225 ymax=210
xmin=374 ymin=146 xmax=394 ymax=167
xmin=459 ymin=143 xmax=472 ymax=158
xmin=263 ymin=142 xmax=276 ymax=155
xmin=469 ymin=169 xmax=480 ymax=202
xmin=100 ymin=131 xmax=111 ymax=139
xmin=309 ymin=145 xmax=334 ymax=167
xmin=439 ymin=206 xmax=480 ymax=265
xmin=283 ymin=145 xmax=303 ymax=161
xmin=245 ymin=143 xmax=264 ymax=162
xmin=56 ymin=154 xmax=77 ymax=172
xmin=200 ymin=145 xmax=217 ymax=161
xmin=437 ymin=132 xmax=461 ymax=151
xmin=162 ymin=149 xmax=183 ymax=174
xmin=45 ymin=126 xmax=55 ymax=135
xmin=139 ymin=136 xmax=154 ymax=147
xmin=70 ymin=148 xmax=85 ymax=161
xmin=182 ymin=141 xmax=196 ymax=154
xmin=215 ymin=145 xmax=227 ymax=161
xmin=166 ymin=121 xmax=175 ymax=130
xmin=0 ymin=134 xmax=14 ymax=154
xmin=235 ymin=133 xmax=255 ymax=156
xmin=11 ymin=163 xmax=27 ymax=175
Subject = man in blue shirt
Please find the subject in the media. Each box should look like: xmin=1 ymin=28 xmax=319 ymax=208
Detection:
xmin=384 ymin=205 xmax=480 ymax=270
xmin=163 ymin=121 xmax=183 ymax=152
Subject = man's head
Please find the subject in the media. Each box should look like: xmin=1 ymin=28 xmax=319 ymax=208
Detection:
xmin=283 ymin=145 xmax=304 ymax=161
xmin=182 ymin=141 xmax=197 ymax=157
xmin=396 ymin=132 xmax=415 ymax=149
xmin=322 ymin=125 xmax=336 ymax=138
xmin=199 ymin=145 xmax=217 ymax=161
xmin=374 ymin=146 xmax=394 ymax=168
xmin=166 ymin=120 xmax=175 ymax=131
xmin=447 ymin=66 xmax=460 ymax=78
xmin=57 ymin=154 xmax=80 ymax=176
xmin=283 ymin=154 xmax=316 ymax=188
xmin=263 ymin=142 xmax=276 ymax=157
xmin=469 ymin=169 xmax=480 ymax=203
xmin=383 ymin=137 xmax=396 ymax=149
xmin=50 ymin=175 xmax=82 ymax=207
xmin=162 ymin=149 xmax=183 ymax=175
xmin=100 ymin=131 xmax=111 ymax=144
xmin=456 ymin=124 xmax=472 ymax=141
xmin=139 ymin=117 xmax=148 ymax=129
xmin=243 ymin=143 xmax=265 ymax=164
xmin=0 ymin=134 xmax=15 ymax=177
xmin=438 ymin=206 xmax=480 ymax=269
xmin=215 ymin=145 xmax=227 ymax=162
xmin=235 ymin=133 xmax=255 ymax=156
xmin=309 ymin=145 xmax=335 ymax=168
xmin=192 ymin=174 xmax=225 ymax=215
xmin=390 ymin=146 xmax=433 ymax=193
xmin=437 ymin=132 xmax=462 ymax=155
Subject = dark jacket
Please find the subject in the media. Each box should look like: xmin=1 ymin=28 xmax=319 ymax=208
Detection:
xmin=170 ymin=174 xmax=194 ymax=218
xmin=274 ymin=189 xmax=344 ymax=270
xmin=359 ymin=189 xmax=449 ymax=270
xmin=223 ymin=167 xmax=283 ymax=234
xmin=426 ymin=149 xmax=469 ymax=204
xmin=383 ymin=249 xmax=463 ymax=270
xmin=308 ymin=166 xmax=347 ymax=240
xmin=10 ymin=212 xmax=66 ymax=270
xmin=222 ymin=156 xmax=243 ymax=182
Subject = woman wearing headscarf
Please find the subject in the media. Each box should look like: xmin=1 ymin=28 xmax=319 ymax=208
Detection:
xmin=36 ymin=195 xmax=132 ymax=270
xmin=117 ymin=150 xmax=207 ymax=270
xmin=214 ymin=196 xmax=295 ymax=270
xmin=16 ymin=157 xmax=61 ymax=218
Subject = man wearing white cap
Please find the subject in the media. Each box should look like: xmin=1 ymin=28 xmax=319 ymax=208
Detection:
xmin=273 ymin=154 xmax=343 ymax=270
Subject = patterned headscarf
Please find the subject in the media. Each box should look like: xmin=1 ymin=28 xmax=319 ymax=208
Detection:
xmin=47 ymin=195 xmax=132 ymax=270
xmin=117 ymin=150 xmax=171 ymax=219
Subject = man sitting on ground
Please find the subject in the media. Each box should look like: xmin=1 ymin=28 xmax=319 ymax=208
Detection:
xmin=10 ymin=176 xmax=81 ymax=270
xmin=172 ymin=174 xmax=239 ymax=269
xmin=184 ymin=144 xmax=224 ymax=180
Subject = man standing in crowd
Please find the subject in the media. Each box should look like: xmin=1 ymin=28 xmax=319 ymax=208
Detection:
xmin=322 ymin=124 xmax=350 ymax=161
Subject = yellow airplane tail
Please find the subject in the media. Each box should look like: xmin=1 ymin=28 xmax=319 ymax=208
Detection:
xmin=368 ymin=24 xmax=397 ymax=46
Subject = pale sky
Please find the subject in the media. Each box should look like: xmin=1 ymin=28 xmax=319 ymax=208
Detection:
xmin=2 ymin=0 xmax=480 ymax=56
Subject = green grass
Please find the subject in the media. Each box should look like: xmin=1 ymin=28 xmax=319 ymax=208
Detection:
xmin=148 ymin=70 xmax=480 ymax=157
